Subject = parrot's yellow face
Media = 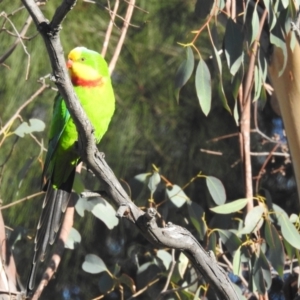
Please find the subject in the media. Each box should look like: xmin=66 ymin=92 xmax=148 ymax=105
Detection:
xmin=67 ymin=47 xmax=103 ymax=86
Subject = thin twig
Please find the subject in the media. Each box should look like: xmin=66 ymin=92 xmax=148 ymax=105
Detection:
xmin=109 ymin=0 xmax=136 ymax=73
xmin=254 ymin=143 xmax=281 ymax=194
xmin=102 ymin=0 xmax=119 ymax=58
xmin=0 ymin=84 xmax=49 ymax=136
xmin=250 ymin=151 xmax=289 ymax=157
xmin=200 ymin=149 xmax=223 ymax=155
xmin=0 ymin=13 xmax=32 ymax=79
xmin=0 ymin=192 xmax=43 ymax=210
xmin=0 ymin=15 xmax=33 ymax=64
xmin=127 ymin=276 xmax=161 ymax=300
xmin=241 ymin=9 xmax=268 ymax=210
xmin=161 ymin=249 xmax=176 ymax=292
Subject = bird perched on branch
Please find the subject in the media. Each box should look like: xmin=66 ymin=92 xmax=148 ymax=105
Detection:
xmin=27 ymin=47 xmax=115 ymax=293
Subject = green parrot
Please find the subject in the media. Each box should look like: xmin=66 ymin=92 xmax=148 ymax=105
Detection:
xmin=27 ymin=47 xmax=115 ymax=292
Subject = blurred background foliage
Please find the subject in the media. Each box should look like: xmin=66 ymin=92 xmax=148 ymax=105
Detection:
xmin=0 ymin=0 xmax=296 ymax=299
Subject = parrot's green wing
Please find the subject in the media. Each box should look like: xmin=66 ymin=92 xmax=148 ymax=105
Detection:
xmin=42 ymin=94 xmax=70 ymax=184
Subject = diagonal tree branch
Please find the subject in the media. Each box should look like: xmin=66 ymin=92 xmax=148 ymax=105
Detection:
xmin=21 ymin=0 xmax=238 ymax=299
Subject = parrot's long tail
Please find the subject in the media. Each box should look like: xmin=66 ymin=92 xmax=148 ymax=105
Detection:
xmin=26 ymin=169 xmax=75 ymax=295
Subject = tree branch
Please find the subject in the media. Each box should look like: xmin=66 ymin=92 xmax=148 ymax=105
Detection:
xmin=21 ymin=0 xmax=238 ymax=299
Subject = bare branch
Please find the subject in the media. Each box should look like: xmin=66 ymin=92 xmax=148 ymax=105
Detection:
xmin=0 ymin=13 xmax=32 ymax=78
xmin=0 ymin=84 xmax=49 ymax=137
xmin=109 ymin=0 xmax=136 ymax=73
xmin=102 ymin=0 xmax=119 ymax=58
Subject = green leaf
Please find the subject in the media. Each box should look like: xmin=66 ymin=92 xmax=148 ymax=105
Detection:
xmin=231 ymin=65 xmax=244 ymax=101
xmin=177 ymin=252 xmax=189 ymax=279
xmin=75 ymin=197 xmax=94 ymax=217
xmin=134 ymin=173 xmax=151 ymax=183
xmin=195 ymin=59 xmax=211 ymax=116
xmin=208 ymin=232 xmax=217 ymax=254
xmin=91 ymin=198 xmax=119 ymax=229
xmin=289 ymin=213 xmax=298 ymax=223
xmin=98 ymin=272 xmax=114 ymax=293
xmin=281 ymin=0 xmax=289 ymax=8
xmin=253 ymin=65 xmax=262 ymax=102
xmin=267 ymin=223 xmax=284 ymax=277
xmin=118 ymin=273 xmax=136 ymax=293
xmin=166 ymin=185 xmax=188 ymax=207
xmin=174 ymin=46 xmax=194 ymax=100
xmin=272 ymin=203 xmax=288 ymax=217
xmin=187 ymin=200 xmax=206 ymax=239
xmin=258 ymin=49 xmax=267 ymax=84
xmin=210 ymin=198 xmax=248 ymax=214
xmin=277 ymin=213 xmax=300 ymax=249
xmin=224 ymin=18 xmax=244 ymax=76
xmin=258 ymin=250 xmax=272 ymax=289
xmin=264 ymin=220 xmax=274 ymax=248
xmin=193 ymin=286 xmax=201 ymax=300
xmin=194 ymin=0 xmax=214 ymax=19
xmin=251 ymin=252 xmax=266 ymax=294
xmin=233 ymin=99 xmax=239 ymax=126
xmin=206 ymin=176 xmax=226 ymax=205
xmin=218 ymin=229 xmax=242 ymax=256
xmin=137 ymin=262 xmax=153 ymax=274
xmin=82 ymin=254 xmax=107 ymax=274
xmin=65 ymin=227 xmax=81 ymax=249
xmin=283 ymin=237 xmax=296 ymax=260
xmin=157 ymin=249 xmax=172 ymax=270
xmin=148 ymin=171 xmax=161 ymax=194
xmin=232 ymin=282 xmax=247 ymax=300
xmin=250 ymin=7 xmax=260 ymax=45
xmin=14 ymin=118 xmax=45 ymax=137
xmin=211 ymin=44 xmax=231 ymax=113
xmin=233 ymin=247 xmax=241 ymax=275
xmin=239 ymin=206 xmax=264 ymax=235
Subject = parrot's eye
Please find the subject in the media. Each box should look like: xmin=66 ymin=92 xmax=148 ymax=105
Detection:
xmin=80 ymin=57 xmax=86 ymax=62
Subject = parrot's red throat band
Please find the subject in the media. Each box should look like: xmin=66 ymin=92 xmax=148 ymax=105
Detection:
xmin=71 ymin=76 xmax=103 ymax=87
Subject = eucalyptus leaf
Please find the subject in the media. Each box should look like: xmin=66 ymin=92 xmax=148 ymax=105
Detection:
xmin=177 ymin=252 xmax=189 ymax=279
xmin=195 ymin=59 xmax=211 ymax=116
xmin=166 ymin=185 xmax=188 ymax=207
xmin=14 ymin=118 xmax=45 ymax=137
xmin=118 ymin=273 xmax=136 ymax=293
xmin=75 ymin=197 xmax=94 ymax=217
xmin=206 ymin=176 xmax=226 ymax=205
xmin=187 ymin=199 xmax=206 ymax=239
xmin=148 ymin=171 xmax=161 ymax=194
xmin=278 ymin=213 xmax=300 ymax=249
xmin=134 ymin=173 xmax=151 ymax=183
xmin=174 ymin=46 xmax=194 ymax=100
xmin=267 ymin=223 xmax=284 ymax=277
xmin=91 ymin=198 xmax=119 ymax=229
xmin=65 ymin=227 xmax=81 ymax=249
xmin=250 ymin=7 xmax=259 ymax=45
xmin=224 ymin=18 xmax=244 ymax=76
xmin=82 ymin=254 xmax=107 ymax=274
xmin=239 ymin=206 xmax=264 ymax=235
xmin=210 ymin=198 xmax=248 ymax=214
xmin=157 ymin=249 xmax=172 ymax=271
xmin=233 ymin=247 xmax=241 ymax=275
xmin=98 ymin=272 xmax=114 ymax=293
xmin=218 ymin=229 xmax=242 ymax=256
